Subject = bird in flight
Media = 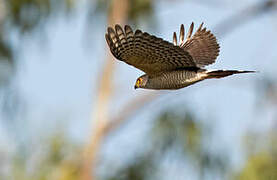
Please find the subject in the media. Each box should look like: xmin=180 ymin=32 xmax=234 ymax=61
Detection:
xmin=105 ymin=22 xmax=254 ymax=90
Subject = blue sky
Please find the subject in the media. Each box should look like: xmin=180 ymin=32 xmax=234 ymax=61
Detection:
xmin=0 ymin=0 xmax=276 ymax=178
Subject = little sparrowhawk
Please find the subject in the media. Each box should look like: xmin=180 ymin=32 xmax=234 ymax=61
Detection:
xmin=105 ymin=22 xmax=255 ymax=90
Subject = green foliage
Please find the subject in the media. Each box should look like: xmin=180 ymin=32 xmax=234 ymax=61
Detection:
xmin=0 ymin=0 xmax=76 ymax=86
xmin=4 ymin=110 xmax=277 ymax=180
xmin=106 ymin=154 xmax=155 ymax=180
xmin=104 ymin=108 xmax=229 ymax=180
xmin=234 ymin=132 xmax=277 ymax=180
xmin=8 ymin=133 xmax=82 ymax=180
xmin=7 ymin=0 xmax=75 ymax=33
xmin=237 ymin=152 xmax=277 ymax=180
xmin=91 ymin=0 xmax=154 ymax=25
xmin=0 ymin=0 xmax=77 ymax=120
xmin=128 ymin=0 xmax=153 ymax=24
xmin=152 ymin=110 xmax=201 ymax=154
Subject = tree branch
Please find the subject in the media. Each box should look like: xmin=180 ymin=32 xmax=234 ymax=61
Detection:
xmin=80 ymin=0 xmax=129 ymax=179
xmin=214 ymin=0 xmax=277 ymax=39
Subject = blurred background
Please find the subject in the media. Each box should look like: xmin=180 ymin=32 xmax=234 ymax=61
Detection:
xmin=0 ymin=0 xmax=276 ymax=179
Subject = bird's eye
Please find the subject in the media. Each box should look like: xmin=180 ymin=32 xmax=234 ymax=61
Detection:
xmin=136 ymin=78 xmax=142 ymax=87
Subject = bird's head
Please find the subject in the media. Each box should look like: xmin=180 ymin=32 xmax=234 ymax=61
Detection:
xmin=134 ymin=75 xmax=148 ymax=89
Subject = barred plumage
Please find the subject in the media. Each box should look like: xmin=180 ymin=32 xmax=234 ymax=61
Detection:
xmin=105 ymin=23 xmax=255 ymax=90
xmin=106 ymin=24 xmax=196 ymax=75
xmin=172 ymin=23 xmax=220 ymax=67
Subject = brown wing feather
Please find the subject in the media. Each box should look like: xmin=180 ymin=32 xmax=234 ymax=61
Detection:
xmin=176 ymin=22 xmax=220 ymax=67
xmin=106 ymin=24 xmax=197 ymax=75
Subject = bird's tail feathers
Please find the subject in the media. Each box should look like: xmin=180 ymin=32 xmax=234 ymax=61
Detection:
xmin=205 ymin=70 xmax=256 ymax=79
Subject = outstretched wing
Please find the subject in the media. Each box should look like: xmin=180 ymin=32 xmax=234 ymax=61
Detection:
xmin=105 ymin=25 xmax=197 ymax=75
xmin=173 ymin=22 xmax=220 ymax=67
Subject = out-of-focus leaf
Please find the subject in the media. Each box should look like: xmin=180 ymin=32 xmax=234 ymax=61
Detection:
xmin=0 ymin=0 xmax=78 ymax=119
xmin=236 ymin=152 xmax=277 ymax=180
xmin=7 ymin=0 xmax=76 ymax=33
xmin=236 ymin=131 xmax=277 ymax=180
xmin=88 ymin=0 xmax=154 ymax=27
xmin=129 ymin=0 xmax=153 ymax=23
xmin=9 ymin=133 xmax=82 ymax=180
xmin=0 ymin=35 xmax=14 ymax=85
xmin=152 ymin=110 xmax=201 ymax=154
xmin=104 ymin=108 xmax=229 ymax=180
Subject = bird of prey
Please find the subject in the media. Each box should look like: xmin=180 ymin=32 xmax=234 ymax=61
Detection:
xmin=105 ymin=23 xmax=254 ymax=90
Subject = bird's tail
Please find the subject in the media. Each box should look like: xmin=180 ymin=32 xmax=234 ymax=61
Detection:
xmin=205 ymin=70 xmax=256 ymax=79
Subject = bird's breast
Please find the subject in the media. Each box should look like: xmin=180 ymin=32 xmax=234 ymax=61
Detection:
xmin=147 ymin=70 xmax=205 ymax=90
